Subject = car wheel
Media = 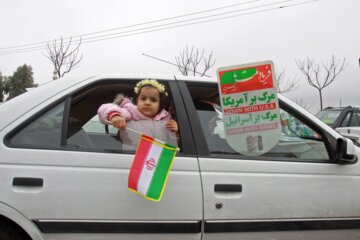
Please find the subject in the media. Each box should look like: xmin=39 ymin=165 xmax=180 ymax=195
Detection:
xmin=0 ymin=222 xmax=28 ymax=240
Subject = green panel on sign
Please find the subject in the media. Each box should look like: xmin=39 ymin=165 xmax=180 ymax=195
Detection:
xmin=221 ymin=68 xmax=257 ymax=85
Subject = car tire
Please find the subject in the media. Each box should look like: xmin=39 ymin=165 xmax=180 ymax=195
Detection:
xmin=0 ymin=221 xmax=28 ymax=240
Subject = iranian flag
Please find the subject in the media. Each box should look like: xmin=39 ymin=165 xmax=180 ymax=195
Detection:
xmin=128 ymin=134 xmax=179 ymax=201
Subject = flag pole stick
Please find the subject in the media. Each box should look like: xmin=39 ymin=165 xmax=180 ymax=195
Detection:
xmin=105 ymin=120 xmax=179 ymax=151
xmin=125 ymin=127 xmax=142 ymax=136
xmin=105 ymin=120 xmax=142 ymax=136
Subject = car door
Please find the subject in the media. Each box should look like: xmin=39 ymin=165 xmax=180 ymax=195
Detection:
xmin=179 ymin=80 xmax=360 ymax=240
xmin=0 ymin=78 xmax=202 ymax=240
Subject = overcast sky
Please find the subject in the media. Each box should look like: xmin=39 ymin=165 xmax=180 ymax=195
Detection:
xmin=0 ymin=0 xmax=359 ymax=113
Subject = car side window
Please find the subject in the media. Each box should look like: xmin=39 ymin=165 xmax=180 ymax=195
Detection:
xmin=340 ymin=113 xmax=351 ymax=127
xmin=356 ymin=112 xmax=360 ymax=126
xmin=68 ymin=113 xmax=123 ymax=151
xmin=66 ymin=81 xmax=180 ymax=153
xmin=349 ymin=112 xmax=360 ymax=127
xmin=186 ymin=83 xmax=329 ymax=162
xmin=8 ymin=101 xmax=65 ymax=148
xmin=7 ymin=80 xmax=181 ymax=153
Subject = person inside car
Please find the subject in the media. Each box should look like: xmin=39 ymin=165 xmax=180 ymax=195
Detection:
xmin=98 ymin=79 xmax=178 ymax=149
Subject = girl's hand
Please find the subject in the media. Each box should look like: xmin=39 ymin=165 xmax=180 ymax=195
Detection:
xmin=166 ymin=119 xmax=178 ymax=134
xmin=111 ymin=115 xmax=126 ymax=129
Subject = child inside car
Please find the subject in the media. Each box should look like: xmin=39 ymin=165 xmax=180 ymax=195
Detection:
xmin=98 ymin=79 xmax=178 ymax=150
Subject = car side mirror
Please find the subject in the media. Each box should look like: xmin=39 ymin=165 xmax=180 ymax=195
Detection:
xmin=336 ymin=138 xmax=358 ymax=164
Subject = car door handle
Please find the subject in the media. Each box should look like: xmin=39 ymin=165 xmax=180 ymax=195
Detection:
xmin=13 ymin=177 xmax=43 ymax=187
xmin=214 ymin=184 xmax=242 ymax=193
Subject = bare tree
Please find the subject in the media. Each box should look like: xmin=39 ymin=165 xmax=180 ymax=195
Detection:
xmin=295 ymin=56 xmax=347 ymax=110
xmin=45 ymin=37 xmax=83 ymax=79
xmin=276 ymin=68 xmax=299 ymax=94
xmin=175 ymin=45 xmax=216 ymax=77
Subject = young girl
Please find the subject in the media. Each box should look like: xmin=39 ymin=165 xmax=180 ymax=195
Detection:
xmin=98 ymin=79 xmax=178 ymax=150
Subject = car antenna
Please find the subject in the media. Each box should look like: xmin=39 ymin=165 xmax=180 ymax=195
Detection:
xmin=141 ymin=52 xmax=211 ymax=78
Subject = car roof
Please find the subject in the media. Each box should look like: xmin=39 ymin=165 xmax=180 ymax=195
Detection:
xmin=322 ymin=106 xmax=359 ymax=111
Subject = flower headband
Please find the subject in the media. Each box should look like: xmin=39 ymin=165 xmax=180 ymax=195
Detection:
xmin=134 ymin=79 xmax=165 ymax=94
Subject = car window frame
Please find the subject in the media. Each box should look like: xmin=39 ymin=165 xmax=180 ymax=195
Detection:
xmin=179 ymin=80 xmax=338 ymax=163
xmin=4 ymin=98 xmax=68 ymax=151
xmin=4 ymin=78 xmax=197 ymax=157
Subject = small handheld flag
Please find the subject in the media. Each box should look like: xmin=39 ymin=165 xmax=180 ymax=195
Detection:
xmin=128 ymin=133 xmax=179 ymax=202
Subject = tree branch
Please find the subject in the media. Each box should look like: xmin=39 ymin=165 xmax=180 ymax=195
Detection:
xmin=44 ymin=36 xmax=83 ymax=79
xmin=296 ymin=56 xmax=347 ymax=110
xmin=175 ymin=45 xmax=215 ymax=77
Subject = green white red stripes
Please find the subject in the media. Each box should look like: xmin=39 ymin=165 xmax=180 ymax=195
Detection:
xmin=128 ymin=134 xmax=178 ymax=201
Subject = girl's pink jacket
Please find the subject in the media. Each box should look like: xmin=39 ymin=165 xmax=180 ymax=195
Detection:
xmin=98 ymin=97 xmax=171 ymax=123
xmin=97 ymin=97 xmax=177 ymax=149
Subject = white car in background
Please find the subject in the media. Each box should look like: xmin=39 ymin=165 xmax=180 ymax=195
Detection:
xmin=316 ymin=106 xmax=360 ymax=145
xmin=336 ymin=127 xmax=360 ymax=145
xmin=0 ymin=75 xmax=359 ymax=240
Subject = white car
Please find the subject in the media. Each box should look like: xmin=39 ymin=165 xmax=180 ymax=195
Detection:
xmin=316 ymin=106 xmax=360 ymax=146
xmin=336 ymin=127 xmax=360 ymax=145
xmin=0 ymin=75 xmax=359 ymax=240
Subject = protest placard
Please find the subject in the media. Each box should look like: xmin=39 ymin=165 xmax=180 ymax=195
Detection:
xmin=217 ymin=61 xmax=281 ymax=156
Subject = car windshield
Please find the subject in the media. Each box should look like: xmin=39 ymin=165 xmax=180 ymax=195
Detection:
xmin=316 ymin=110 xmax=341 ymax=124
